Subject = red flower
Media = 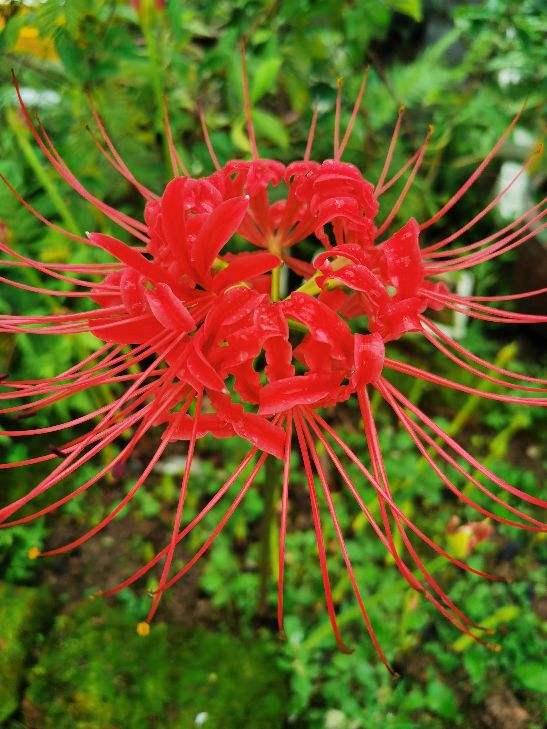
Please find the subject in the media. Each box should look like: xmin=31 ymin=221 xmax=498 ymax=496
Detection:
xmin=0 ymin=71 xmax=545 ymax=667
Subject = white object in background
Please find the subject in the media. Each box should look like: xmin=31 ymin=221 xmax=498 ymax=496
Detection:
xmin=16 ymin=87 xmax=61 ymax=108
xmin=496 ymin=161 xmax=531 ymax=220
xmin=434 ymin=272 xmax=474 ymax=341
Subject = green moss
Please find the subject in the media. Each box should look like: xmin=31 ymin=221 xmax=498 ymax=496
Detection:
xmin=25 ymin=599 xmax=288 ymax=728
xmin=0 ymin=582 xmax=53 ymax=724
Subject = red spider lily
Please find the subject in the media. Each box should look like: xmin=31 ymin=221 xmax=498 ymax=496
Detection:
xmin=0 ymin=67 xmax=546 ymax=669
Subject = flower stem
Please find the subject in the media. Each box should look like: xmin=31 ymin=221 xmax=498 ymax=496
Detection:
xmin=268 ymin=235 xmax=283 ymax=302
xmin=295 ymin=270 xmax=322 ymax=296
xmin=271 ymin=264 xmax=282 ymax=301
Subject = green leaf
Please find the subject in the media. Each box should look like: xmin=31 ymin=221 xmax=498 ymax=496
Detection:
xmin=252 ymin=56 xmax=282 ymax=102
xmin=452 ymin=605 xmax=521 ymax=652
xmin=387 ymin=0 xmax=423 ymax=22
xmin=514 ymin=662 xmax=547 ymax=693
xmin=230 ymin=117 xmax=251 ymax=154
xmin=252 ymin=108 xmax=289 ymax=149
xmin=425 ymin=679 xmax=458 ymax=720
xmin=55 ymin=28 xmax=84 ymax=80
xmin=463 ymin=649 xmax=488 ymax=685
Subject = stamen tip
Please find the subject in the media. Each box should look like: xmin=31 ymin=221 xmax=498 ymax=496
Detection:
xmin=27 ymin=546 xmax=41 ymax=560
xmin=136 ymin=621 xmax=150 ymax=637
xmin=337 ymin=640 xmax=354 ymax=655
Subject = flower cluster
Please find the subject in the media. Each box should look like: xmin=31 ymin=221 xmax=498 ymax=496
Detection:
xmin=1 ymin=73 xmax=545 ymax=666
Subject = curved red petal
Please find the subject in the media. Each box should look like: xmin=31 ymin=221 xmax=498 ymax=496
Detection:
xmin=190 ymin=196 xmax=250 ymax=280
xmin=211 ymin=251 xmax=280 ymax=292
xmin=145 ymin=283 xmax=195 ymax=332
xmin=259 ymin=373 xmax=343 ymax=415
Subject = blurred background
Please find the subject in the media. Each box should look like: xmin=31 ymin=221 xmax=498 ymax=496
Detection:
xmin=0 ymin=0 xmax=545 ymax=727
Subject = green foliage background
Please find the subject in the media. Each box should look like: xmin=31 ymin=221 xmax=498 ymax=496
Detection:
xmin=0 ymin=1 xmax=545 ymax=727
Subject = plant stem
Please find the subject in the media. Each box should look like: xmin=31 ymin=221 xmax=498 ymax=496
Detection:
xmin=271 ymin=264 xmax=282 ymax=301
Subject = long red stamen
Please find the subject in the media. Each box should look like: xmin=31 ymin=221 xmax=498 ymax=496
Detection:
xmin=383 ymin=380 xmax=547 ymax=510
xmin=385 ymin=357 xmax=547 ymax=406
xmin=421 ymin=321 xmax=547 ymax=392
xmin=423 ymin=147 xmax=543 ymax=253
xmin=422 ymin=289 xmax=547 ymax=325
xmin=0 ymin=333 xmax=181 ymax=523
xmin=374 ymin=105 xmax=405 ymax=194
xmin=425 ymin=211 xmax=546 ymax=271
xmin=161 ymin=451 xmax=270 ymax=591
xmin=198 ymin=104 xmax=221 ymax=171
xmin=294 ymin=410 xmax=352 ymax=653
xmin=87 ymin=96 xmax=157 ymax=200
xmin=1 ymin=174 xmax=88 ymax=244
xmin=277 ymin=411 xmax=293 ymax=636
xmin=100 ymin=446 xmax=259 ymax=598
xmin=333 ymin=78 xmax=343 ymax=159
xmin=424 ymin=200 xmax=546 ymax=259
xmin=305 ymin=408 xmax=496 ymax=639
xmin=0 ymin=239 xmax=118 ymax=291
xmin=162 ymin=96 xmax=189 ymax=177
xmin=147 ymin=390 xmax=203 ymax=621
xmin=302 ymin=414 xmax=392 ymax=667
xmin=420 ymin=109 xmax=522 ymax=231
xmin=304 ymin=107 xmax=318 ymax=162
xmin=422 ymin=318 xmax=547 ymax=385
xmin=309 ymin=411 xmax=501 ymax=580
xmin=379 ymin=380 xmax=544 ymax=531
xmin=377 ymin=125 xmax=433 ymax=236
xmin=337 ymin=70 xmax=369 ymax=160
xmin=358 ymin=388 xmax=479 ymax=631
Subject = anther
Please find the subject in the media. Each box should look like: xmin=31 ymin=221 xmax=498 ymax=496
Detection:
xmin=28 ymin=546 xmax=41 ymax=560
xmin=136 ymin=621 xmax=150 ymax=637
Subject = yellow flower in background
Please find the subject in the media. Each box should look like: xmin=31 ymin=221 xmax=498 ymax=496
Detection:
xmin=0 ymin=10 xmax=58 ymax=62
xmin=13 ymin=25 xmax=57 ymax=60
